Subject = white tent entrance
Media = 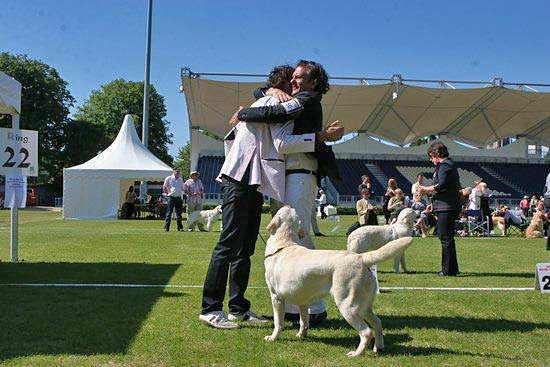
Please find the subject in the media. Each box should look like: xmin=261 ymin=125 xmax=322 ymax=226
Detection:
xmin=63 ymin=114 xmax=172 ymax=219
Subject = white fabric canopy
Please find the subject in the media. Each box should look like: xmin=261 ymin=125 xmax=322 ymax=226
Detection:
xmin=0 ymin=71 xmax=22 ymax=115
xmin=182 ymin=76 xmax=550 ymax=146
xmin=63 ymin=114 xmax=172 ymax=219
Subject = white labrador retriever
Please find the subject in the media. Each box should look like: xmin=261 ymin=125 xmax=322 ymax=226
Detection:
xmin=347 ymin=208 xmax=416 ymax=273
xmin=264 ymin=206 xmax=413 ymax=357
xmin=187 ymin=205 xmax=222 ymax=232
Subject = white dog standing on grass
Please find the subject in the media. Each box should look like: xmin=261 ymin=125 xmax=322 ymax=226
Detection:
xmin=263 ymin=206 xmax=413 ymax=357
xmin=187 ymin=205 xmax=222 ymax=232
xmin=347 ymin=208 xmax=417 ymax=273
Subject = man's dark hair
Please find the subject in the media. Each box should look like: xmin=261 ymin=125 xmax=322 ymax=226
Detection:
xmin=297 ymin=60 xmax=330 ymax=94
xmin=417 ymin=173 xmax=423 ymax=179
xmin=427 ymin=141 xmax=450 ymax=158
xmin=267 ymin=65 xmax=294 ymax=89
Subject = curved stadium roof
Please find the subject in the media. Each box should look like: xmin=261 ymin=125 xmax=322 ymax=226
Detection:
xmin=181 ymin=73 xmax=550 ymax=147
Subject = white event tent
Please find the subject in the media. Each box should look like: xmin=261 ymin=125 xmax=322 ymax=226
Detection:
xmin=63 ymin=114 xmax=172 ymax=219
xmin=0 ymin=70 xmax=21 ymax=116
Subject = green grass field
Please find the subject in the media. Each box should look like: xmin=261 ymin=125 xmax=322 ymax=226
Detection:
xmin=0 ymin=209 xmax=549 ymax=366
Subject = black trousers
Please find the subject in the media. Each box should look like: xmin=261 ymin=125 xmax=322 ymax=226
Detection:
xmin=346 ymin=212 xmax=378 ymax=235
xmin=164 ymin=196 xmax=183 ymax=231
xmin=320 ymin=203 xmax=327 ymax=219
xmin=201 ymin=177 xmax=263 ymax=315
xmin=435 ymin=211 xmax=459 ymax=275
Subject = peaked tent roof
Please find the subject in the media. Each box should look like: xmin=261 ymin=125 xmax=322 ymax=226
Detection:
xmin=182 ymin=76 xmax=550 ymax=147
xmin=64 ymin=114 xmax=172 ymax=179
xmin=0 ymin=71 xmax=22 ymax=115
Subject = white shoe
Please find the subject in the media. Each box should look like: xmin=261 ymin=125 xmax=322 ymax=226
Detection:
xmin=199 ymin=311 xmax=239 ymax=329
xmin=228 ymin=310 xmax=269 ymax=323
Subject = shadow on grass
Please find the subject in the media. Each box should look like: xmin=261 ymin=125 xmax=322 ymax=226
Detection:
xmin=0 ymin=262 xmax=180 ymax=361
xmin=320 ymin=314 xmax=549 ymax=334
xmin=378 ymin=270 xmax=534 ymax=278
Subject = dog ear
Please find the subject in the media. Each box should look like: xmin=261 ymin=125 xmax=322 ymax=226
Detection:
xmin=266 ymin=216 xmax=281 ymax=235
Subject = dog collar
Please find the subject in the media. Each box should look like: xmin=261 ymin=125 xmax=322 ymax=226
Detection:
xmin=264 ymin=247 xmax=286 ymax=259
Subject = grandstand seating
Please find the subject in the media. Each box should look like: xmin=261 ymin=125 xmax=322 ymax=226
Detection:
xmin=195 ymin=155 xmax=550 ymax=199
xmin=196 ymin=156 xmax=224 ymax=193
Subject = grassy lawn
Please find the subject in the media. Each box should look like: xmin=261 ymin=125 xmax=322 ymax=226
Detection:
xmin=0 ymin=209 xmax=549 ymax=366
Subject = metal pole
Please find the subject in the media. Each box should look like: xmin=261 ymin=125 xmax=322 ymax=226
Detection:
xmin=140 ymin=0 xmax=153 ymax=201
xmin=10 ymin=114 xmax=20 ymax=262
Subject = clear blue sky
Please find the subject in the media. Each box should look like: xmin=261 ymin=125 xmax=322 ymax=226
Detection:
xmin=2 ymin=0 xmax=549 ymax=157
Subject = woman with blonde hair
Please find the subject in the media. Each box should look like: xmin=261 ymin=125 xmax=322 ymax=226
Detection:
xmin=383 ymin=178 xmax=398 ymax=224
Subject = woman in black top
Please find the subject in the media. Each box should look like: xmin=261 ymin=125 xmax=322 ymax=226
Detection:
xmin=418 ymin=142 xmax=461 ymax=276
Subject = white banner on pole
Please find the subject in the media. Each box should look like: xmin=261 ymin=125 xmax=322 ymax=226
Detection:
xmin=5 ymin=174 xmax=27 ymax=209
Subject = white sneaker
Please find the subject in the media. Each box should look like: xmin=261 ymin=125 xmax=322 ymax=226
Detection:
xmin=199 ymin=311 xmax=239 ymax=329
xmin=228 ymin=310 xmax=269 ymax=323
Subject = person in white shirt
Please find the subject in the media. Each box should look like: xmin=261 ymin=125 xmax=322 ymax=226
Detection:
xmin=468 ymin=180 xmax=482 ymax=211
xmin=162 ymin=168 xmax=184 ymax=232
xmin=317 ymin=189 xmax=328 ymax=219
xmin=184 ymin=171 xmax=206 ymax=231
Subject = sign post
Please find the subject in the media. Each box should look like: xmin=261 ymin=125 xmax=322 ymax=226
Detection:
xmin=0 ymin=118 xmax=38 ymax=262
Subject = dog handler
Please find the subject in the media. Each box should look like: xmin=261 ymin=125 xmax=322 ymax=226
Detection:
xmin=418 ymin=142 xmax=462 ymax=276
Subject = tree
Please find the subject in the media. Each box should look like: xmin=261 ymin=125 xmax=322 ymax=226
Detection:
xmin=0 ymin=53 xmax=75 ymax=186
xmin=173 ymin=141 xmax=191 ymax=179
xmin=75 ymin=79 xmax=173 ymax=166
xmin=62 ymin=119 xmax=107 ymax=168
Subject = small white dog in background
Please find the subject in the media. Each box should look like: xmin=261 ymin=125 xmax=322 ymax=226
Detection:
xmin=187 ymin=205 xmax=222 ymax=232
xmin=347 ymin=208 xmax=417 ymax=273
xmin=264 ymin=205 xmax=413 ymax=357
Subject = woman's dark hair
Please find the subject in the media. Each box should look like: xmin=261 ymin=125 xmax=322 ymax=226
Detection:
xmin=267 ymin=65 xmax=294 ymax=89
xmin=297 ymin=60 xmax=330 ymax=94
xmin=427 ymin=141 xmax=449 ymax=158
xmin=128 ymin=186 xmax=134 ymax=192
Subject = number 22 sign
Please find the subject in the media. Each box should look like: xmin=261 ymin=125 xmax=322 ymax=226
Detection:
xmin=0 ymin=128 xmax=38 ymax=177
xmin=535 ymin=263 xmax=550 ymax=294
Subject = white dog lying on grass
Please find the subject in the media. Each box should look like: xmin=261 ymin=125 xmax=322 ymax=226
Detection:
xmin=263 ymin=205 xmax=413 ymax=357
xmin=347 ymin=208 xmax=416 ymax=273
xmin=187 ymin=205 xmax=222 ymax=232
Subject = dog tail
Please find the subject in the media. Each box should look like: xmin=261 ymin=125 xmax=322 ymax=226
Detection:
xmin=360 ymin=237 xmax=413 ymax=267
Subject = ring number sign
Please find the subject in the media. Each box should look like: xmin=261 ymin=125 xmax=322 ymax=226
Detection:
xmin=535 ymin=263 xmax=550 ymax=294
xmin=0 ymin=128 xmax=38 ymax=177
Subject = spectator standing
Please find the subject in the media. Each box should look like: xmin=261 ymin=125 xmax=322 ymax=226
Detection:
xmin=418 ymin=142 xmax=462 ymax=276
xmin=357 ymin=175 xmax=372 ymax=194
xmin=123 ymin=186 xmax=137 ymax=219
xmin=163 ymin=168 xmax=184 ymax=232
xmin=185 ymin=171 xmax=204 ymax=213
xmin=184 ymin=171 xmax=206 ymax=232
xmin=318 ymin=189 xmax=328 ymax=219
xmin=383 ymin=178 xmax=398 ymax=224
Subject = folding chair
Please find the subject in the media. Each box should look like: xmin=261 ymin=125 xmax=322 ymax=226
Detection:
xmin=465 ymin=209 xmax=491 ymax=236
xmin=506 ymin=210 xmax=528 ymax=236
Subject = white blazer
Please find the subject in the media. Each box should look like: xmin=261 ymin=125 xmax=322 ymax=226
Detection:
xmin=218 ymin=96 xmax=316 ymax=202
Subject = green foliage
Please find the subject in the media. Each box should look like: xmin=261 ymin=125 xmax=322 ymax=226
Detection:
xmin=75 ymin=79 xmax=174 ymax=166
xmin=0 ymin=53 xmax=75 ymax=186
xmin=173 ymin=141 xmax=191 ymax=178
xmin=62 ymin=119 xmax=107 ymax=168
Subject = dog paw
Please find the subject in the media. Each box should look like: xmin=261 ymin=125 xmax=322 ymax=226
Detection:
xmin=346 ymin=351 xmax=360 ymax=358
xmin=264 ymin=335 xmax=277 ymax=342
xmin=296 ymin=331 xmax=307 ymax=339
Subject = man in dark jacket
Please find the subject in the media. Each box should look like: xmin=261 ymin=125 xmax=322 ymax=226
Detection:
xmin=230 ymin=60 xmax=343 ymax=325
xmin=418 ymin=141 xmax=462 ymax=276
